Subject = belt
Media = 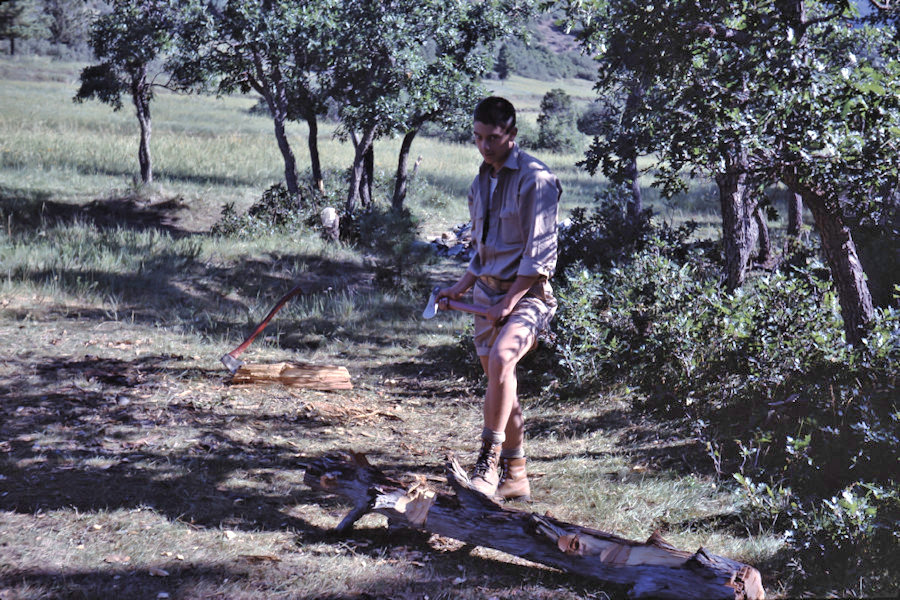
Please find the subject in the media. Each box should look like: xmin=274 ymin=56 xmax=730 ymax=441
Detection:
xmin=477 ymin=275 xmax=515 ymax=292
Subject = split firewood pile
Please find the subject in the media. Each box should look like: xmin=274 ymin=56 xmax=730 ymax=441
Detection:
xmin=229 ymin=362 xmax=352 ymax=390
xmin=304 ymin=452 xmax=766 ymax=600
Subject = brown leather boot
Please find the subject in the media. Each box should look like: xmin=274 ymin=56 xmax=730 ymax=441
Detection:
xmin=469 ymin=439 xmax=502 ymax=496
xmin=496 ymin=456 xmax=531 ymax=502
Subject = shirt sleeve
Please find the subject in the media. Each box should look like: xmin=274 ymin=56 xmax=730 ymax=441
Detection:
xmin=466 ymin=175 xmax=483 ymax=275
xmin=517 ymin=169 xmax=561 ymax=279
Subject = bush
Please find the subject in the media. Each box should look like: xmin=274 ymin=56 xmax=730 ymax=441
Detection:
xmin=577 ymin=100 xmax=616 ymax=136
xmin=419 ymin=120 xmax=472 ymax=145
xmin=556 ymin=186 xmax=657 ymax=278
xmin=211 ymin=182 xmax=321 ymax=238
xmin=495 ymin=43 xmax=515 ymax=80
xmin=340 ymin=205 xmax=429 ymax=293
xmin=551 ymin=220 xmax=900 ymax=595
xmin=850 ymin=193 xmax=900 ymax=309
xmin=536 ymin=88 xmax=581 ymax=153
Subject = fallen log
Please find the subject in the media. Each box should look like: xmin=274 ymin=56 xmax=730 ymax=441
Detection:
xmin=230 ymin=362 xmax=352 ymax=390
xmin=303 ymin=453 xmax=765 ymax=600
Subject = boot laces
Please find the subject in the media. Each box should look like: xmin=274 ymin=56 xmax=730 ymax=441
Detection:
xmin=497 ymin=458 xmax=509 ymax=483
xmin=472 ymin=443 xmax=497 ymax=477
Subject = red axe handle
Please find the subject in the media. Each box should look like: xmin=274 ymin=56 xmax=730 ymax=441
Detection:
xmin=442 ymin=298 xmax=489 ymax=317
xmin=441 ymin=298 xmax=508 ymax=326
xmin=221 ymin=284 xmax=305 ymax=370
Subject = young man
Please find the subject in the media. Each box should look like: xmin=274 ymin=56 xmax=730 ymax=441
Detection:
xmin=436 ymin=97 xmax=561 ymax=501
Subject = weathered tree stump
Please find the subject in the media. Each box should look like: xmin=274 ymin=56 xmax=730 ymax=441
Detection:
xmin=303 ymin=453 xmax=765 ymax=600
xmin=230 ymin=362 xmax=352 ymax=390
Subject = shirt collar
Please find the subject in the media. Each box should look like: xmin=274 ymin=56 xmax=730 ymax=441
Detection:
xmin=479 ymin=144 xmax=521 ymax=176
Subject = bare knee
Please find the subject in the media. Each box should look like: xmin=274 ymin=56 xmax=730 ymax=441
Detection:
xmin=487 ymin=346 xmax=519 ymax=384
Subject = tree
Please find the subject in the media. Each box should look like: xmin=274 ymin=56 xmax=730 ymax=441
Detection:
xmin=496 ymin=43 xmax=515 ymax=80
xmin=43 ymin=0 xmax=98 ymax=54
xmin=559 ymin=0 xmax=900 ymax=345
xmin=173 ymin=0 xmax=335 ymax=199
xmin=0 ymin=0 xmax=48 ymax=55
xmin=330 ymin=0 xmax=532 ymax=214
xmin=536 ymin=87 xmax=579 ymax=153
xmin=387 ymin=0 xmax=530 ymax=210
xmin=75 ymin=0 xmax=179 ymax=185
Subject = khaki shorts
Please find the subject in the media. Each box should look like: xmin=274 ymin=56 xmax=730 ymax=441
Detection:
xmin=472 ymin=279 xmax=556 ymax=357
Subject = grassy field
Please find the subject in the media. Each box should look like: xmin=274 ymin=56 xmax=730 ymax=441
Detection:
xmin=1 ymin=55 xmax=785 ymax=599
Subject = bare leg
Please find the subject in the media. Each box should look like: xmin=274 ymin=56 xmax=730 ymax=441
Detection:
xmin=479 ymin=321 xmax=535 ymax=451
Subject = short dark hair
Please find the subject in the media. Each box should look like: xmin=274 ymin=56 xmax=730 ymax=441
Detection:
xmin=474 ymin=96 xmax=516 ymax=130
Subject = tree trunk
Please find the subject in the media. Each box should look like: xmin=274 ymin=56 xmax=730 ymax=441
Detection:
xmin=622 ymin=79 xmax=646 ymax=224
xmin=9 ymin=36 xmax=15 ymax=56
xmin=715 ymin=151 xmax=757 ymax=290
xmin=754 ymin=206 xmax=772 ymax=264
xmin=131 ymin=67 xmax=152 ymax=185
xmin=392 ymin=129 xmax=418 ymax=211
xmin=346 ymin=126 xmax=376 ymax=214
xmin=304 ymin=453 xmax=766 ymax=600
xmin=787 ymin=192 xmax=803 ymax=237
xmin=269 ymin=97 xmax=300 ymax=198
xmin=253 ymin=52 xmax=300 ymax=199
xmin=362 ymin=143 xmax=374 ymax=209
xmin=304 ymin=109 xmax=324 ymax=193
xmin=626 ymin=155 xmax=644 ymax=224
xmin=784 ymin=177 xmax=874 ymax=346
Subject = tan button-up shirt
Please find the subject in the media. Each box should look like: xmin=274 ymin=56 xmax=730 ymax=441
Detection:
xmin=467 ymin=145 xmax=561 ymax=283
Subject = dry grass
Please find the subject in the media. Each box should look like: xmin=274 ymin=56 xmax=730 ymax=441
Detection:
xmin=0 ymin=55 xmax=785 ymax=600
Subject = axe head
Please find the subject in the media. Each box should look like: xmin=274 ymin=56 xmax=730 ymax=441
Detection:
xmin=220 ymin=353 xmax=244 ymax=374
xmin=422 ymin=286 xmax=441 ymax=319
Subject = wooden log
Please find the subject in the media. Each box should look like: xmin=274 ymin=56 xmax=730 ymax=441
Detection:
xmin=303 ymin=453 xmax=765 ymax=600
xmin=230 ymin=362 xmax=352 ymax=390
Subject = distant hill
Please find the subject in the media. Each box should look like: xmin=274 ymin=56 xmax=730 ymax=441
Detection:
xmin=494 ymin=15 xmax=596 ymax=82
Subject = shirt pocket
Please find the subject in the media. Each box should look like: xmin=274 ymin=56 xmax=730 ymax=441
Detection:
xmin=499 ymin=201 xmax=523 ymax=245
xmin=471 ymin=215 xmax=485 ymax=245
xmin=469 ymin=188 xmax=485 ymax=244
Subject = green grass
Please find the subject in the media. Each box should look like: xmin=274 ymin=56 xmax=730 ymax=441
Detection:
xmin=0 ymin=55 xmax=789 ymax=599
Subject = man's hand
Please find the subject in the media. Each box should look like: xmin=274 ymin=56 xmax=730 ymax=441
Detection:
xmin=485 ymin=300 xmax=514 ymax=326
xmin=436 ymin=271 xmax=477 ymax=304
xmin=485 ymin=275 xmax=541 ymax=326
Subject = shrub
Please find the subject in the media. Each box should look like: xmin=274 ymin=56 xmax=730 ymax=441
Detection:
xmin=577 ymin=100 xmax=615 ymax=136
xmin=536 ymin=88 xmax=581 ymax=153
xmin=555 ymin=186 xmax=657 ymax=278
xmin=419 ymin=120 xmax=472 ymax=145
xmin=211 ymin=182 xmax=321 ymax=238
xmin=850 ymin=193 xmax=899 ymax=309
xmin=551 ymin=220 xmax=900 ymax=595
xmin=495 ymin=43 xmax=515 ymax=80
xmin=340 ymin=205 xmax=429 ymax=293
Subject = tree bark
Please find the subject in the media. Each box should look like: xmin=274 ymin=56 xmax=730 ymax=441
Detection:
xmin=346 ymin=126 xmax=376 ymax=214
xmin=787 ymin=192 xmax=803 ymax=238
xmin=304 ymin=453 xmax=766 ymax=600
xmin=362 ymin=143 xmax=374 ymax=209
xmin=268 ymin=95 xmax=300 ymax=198
xmin=131 ymin=67 xmax=152 ymax=185
xmin=303 ymin=109 xmax=324 ymax=193
xmin=754 ymin=206 xmax=772 ymax=264
xmin=622 ymin=78 xmax=646 ymax=224
xmin=392 ymin=129 xmax=418 ymax=211
xmin=253 ymin=51 xmax=300 ymax=199
xmin=783 ymin=176 xmax=874 ymax=346
xmin=715 ymin=150 xmax=757 ymax=290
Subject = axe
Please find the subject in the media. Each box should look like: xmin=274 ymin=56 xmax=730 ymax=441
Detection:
xmin=220 ymin=284 xmax=305 ymax=374
xmin=422 ymin=286 xmax=490 ymax=320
